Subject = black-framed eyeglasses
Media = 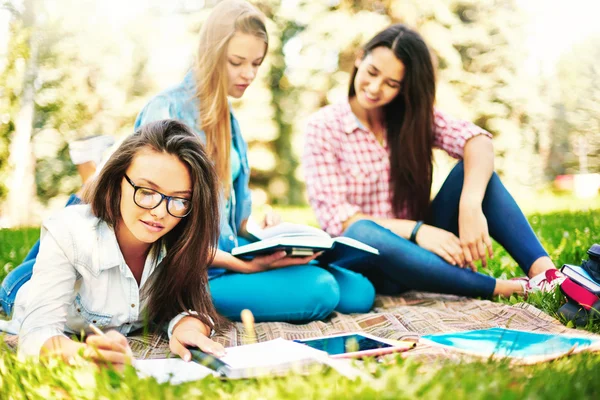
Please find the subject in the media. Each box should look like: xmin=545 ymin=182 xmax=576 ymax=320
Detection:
xmin=124 ymin=174 xmax=192 ymax=218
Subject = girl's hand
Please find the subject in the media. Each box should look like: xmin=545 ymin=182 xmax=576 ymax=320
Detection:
xmin=414 ymin=224 xmax=467 ymax=269
xmin=260 ymin=205 xmax=282 ymax=229
xmin=458 ymin=202 xmax=493 ymax=270
xmin=240 ymin=251 xmax=323 ymax=273
xmin=170 ymin=316 xmax=225 ymax=361
xmin=83 ymin=330 xmax=133 ymax=365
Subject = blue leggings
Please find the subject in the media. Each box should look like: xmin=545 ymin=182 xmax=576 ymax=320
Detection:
xmin=338 ymin=161 xmax=548 ymax=298
xmin=209 ymin=264 xmax=374 ymax=322
xmin=208 ymin=236 xmax=374 ymax=322
xmin=0 ymin=197 xmax=375 ymax=321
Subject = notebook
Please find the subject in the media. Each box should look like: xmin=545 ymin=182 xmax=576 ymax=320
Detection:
xmin=233 ymin=222 xmax=378 ymax=263
xmin=422 ymin=328 xmax=600 ymax=362
xmin=134 ymin=338 xmax=363 ymax=382
xmin=561 ymin=264 xmax=600 ymax=294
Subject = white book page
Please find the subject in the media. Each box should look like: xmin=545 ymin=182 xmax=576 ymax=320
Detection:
xmin=231 ymin=235 xmax=335 ymax=256
xmin=221 ymin=338 xmax=323 ymax=370
xmin=135 ymin=358 xmax=216 ymax=384
xmin=248 ymin=222 xmax=331 ymax=241
xmin=333 ymin=237 xmax=379 ymax=254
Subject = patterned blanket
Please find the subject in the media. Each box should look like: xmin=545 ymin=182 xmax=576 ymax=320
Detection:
xmin=4 ymin=292 xmax=598 ymax=364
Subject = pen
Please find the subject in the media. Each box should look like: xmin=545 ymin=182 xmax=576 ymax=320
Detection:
xmin=88 ymin=322 xmax=134 ymax=359
xmin=188 ymin=347 xmax=231 ymax=377
xmin=88 ymin=322 xmax=106 ymax=336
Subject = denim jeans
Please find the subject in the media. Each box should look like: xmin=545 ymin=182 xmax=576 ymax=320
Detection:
xmin=0 ymin=194 xmax=81 ymax=315
xmin=338 ymin=161 xmax=548 ymax=298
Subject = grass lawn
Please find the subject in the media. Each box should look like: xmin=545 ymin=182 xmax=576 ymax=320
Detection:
xmin=1 ymin=197 xmax=599 ymax=399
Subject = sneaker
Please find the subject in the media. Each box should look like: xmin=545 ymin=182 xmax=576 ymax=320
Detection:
xmin=522 ymin=269 xmax=566 ymax=296
xmin=69 ymin=135 xmax=115 ymax=166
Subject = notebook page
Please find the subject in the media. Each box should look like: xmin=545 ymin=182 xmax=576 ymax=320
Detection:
xmin=135 ymin=358 xmax=216 ymax=384
xmin=221 ymin=338 xmax=323 ymax=370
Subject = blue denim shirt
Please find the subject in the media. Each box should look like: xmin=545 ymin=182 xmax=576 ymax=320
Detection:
xmin=134 ymin=71 xmax=252 ymax=279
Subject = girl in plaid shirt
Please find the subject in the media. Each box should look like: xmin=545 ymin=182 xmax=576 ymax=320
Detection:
xmin=303 ymin=24 xmax=564 ymax=299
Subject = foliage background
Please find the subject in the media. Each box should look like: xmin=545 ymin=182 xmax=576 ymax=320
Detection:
xmin=0 ymin=0 xmax=598 ymax=226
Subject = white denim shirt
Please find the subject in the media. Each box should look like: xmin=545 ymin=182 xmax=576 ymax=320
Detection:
xmin=0 ymin=205 xmax=187 ymax=359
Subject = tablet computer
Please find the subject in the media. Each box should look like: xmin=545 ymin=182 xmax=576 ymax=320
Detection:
xmin=294 ymin=332 xmax=416 ymax=359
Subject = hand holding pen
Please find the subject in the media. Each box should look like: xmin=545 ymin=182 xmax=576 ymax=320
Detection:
xmin=86 ymin=323 xmax=133 ymax=365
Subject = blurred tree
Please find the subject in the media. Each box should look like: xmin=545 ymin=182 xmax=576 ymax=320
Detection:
xmin=0 ymin=0 xmax=154 ymax=226
xmin=1 ymin=0 xmax=39 ymax=226
xmin=255 ymin=0 xmax=547 ymax=204
xmin=246 ymin=0 xmax=392 ymax=205
xmin=553 ymin=35 xmax=600 ymax=174
xmin=255 ymin=0 xmax=306 ymax=205
xmin=0 ymin=0 xmax=591 ymax=221
xmin=0 ymin=18 xmax=28 ymax=204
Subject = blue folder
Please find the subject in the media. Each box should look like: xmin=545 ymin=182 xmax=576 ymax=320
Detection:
xmin=422 ymin=328 xmax=598 ymax=358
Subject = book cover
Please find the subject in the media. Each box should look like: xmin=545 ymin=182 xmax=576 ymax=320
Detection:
xmin=561 ymin=264 xmax=600 ymax=294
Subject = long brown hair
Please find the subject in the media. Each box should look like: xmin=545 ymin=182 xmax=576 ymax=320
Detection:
xmin=349 ymin=24 xmax=436 ymax=221
xmin=85 ymin=119 xmax=228 ymax=331
xmin=195 ymin=0 xmax=268 ymax=197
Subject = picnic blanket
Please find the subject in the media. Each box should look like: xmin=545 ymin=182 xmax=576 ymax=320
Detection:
xmin=3 ymin=292 xmax=598 ymax=364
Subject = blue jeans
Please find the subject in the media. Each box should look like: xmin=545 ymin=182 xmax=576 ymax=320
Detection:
xmin=338 ymin=161 xmax=549 ymax=298
xmin=0 ymin=195 xmax=81 ymax=315
xmin=209 ymin=237 xmax=375 ymax=322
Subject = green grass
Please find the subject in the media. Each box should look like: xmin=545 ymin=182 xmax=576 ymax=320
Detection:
xmin=1 ymin=200 xmax=600 ymax=398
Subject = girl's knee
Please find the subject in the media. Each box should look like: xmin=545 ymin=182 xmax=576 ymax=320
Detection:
xmin=336 ymin=274 xmax=375 ymax=314
xmin=344 ymin=219 xmax=381 ymax=241
xmin=302 ymin=269 xmax=340 ymax=321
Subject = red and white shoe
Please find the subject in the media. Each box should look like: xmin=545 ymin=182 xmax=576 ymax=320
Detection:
xmin=523 ymin=269 xmax=566 ymax=296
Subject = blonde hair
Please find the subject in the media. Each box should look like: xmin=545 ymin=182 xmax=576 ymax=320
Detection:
xmin=195 ymin=0 xmax=268 ymax=197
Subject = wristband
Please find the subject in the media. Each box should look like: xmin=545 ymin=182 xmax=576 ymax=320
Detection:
xmin=410 ymin=221 xmax=424 ymax=244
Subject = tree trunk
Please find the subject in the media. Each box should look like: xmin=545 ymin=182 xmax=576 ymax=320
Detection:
xmin=3 ymin=2 xmax=39 ymax=227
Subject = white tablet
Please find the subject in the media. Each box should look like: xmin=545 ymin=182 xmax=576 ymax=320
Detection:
xmin=294 ymin=332 xmax=417 ymax=359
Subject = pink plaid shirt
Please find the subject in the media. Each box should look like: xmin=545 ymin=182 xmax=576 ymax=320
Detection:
xmin=302 ymin=101 xmax=492 ymax=236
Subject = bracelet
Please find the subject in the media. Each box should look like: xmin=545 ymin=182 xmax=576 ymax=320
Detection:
xmin=410 ymin=221 xmax=424 ymax=244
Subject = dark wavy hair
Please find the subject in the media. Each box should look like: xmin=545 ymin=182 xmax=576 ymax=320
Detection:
xmin=349 ymin=24 xmax=436 ymax=221
xmin=84 ymin=119 xmax=228 ymax=332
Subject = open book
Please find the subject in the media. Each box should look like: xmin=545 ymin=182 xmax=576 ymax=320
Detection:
xmin=135 ymin=338 xmax=365 ymax=382
xmin=232 ymin=222 xmax=379 ymax=263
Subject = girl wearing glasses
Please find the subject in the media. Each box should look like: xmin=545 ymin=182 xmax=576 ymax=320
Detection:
xmin=133 ymin=0 xmax=375 ymax=322
xmin=0 ymin=119 xmax=227 ymax=364
xmin=302 ymin=24 xmax=564 ymax=300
